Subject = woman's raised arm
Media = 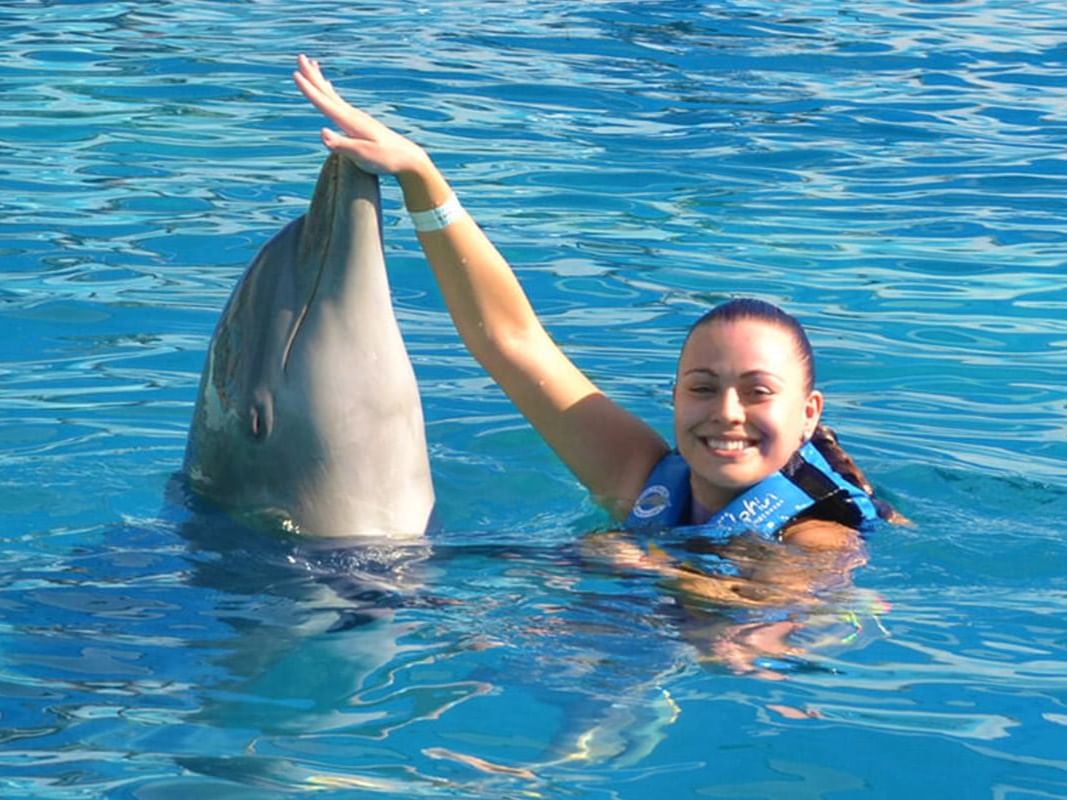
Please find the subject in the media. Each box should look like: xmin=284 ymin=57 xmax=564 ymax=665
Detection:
xmin=293 ymin=56 xmax=668 ymax=518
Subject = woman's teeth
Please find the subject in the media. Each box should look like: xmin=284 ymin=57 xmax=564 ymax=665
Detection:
xmin=704 ymin=438 xmax=750 ymax=451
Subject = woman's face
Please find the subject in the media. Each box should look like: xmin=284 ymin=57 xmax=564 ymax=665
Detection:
xmin=673 ymin=318 xmax=823 ymax=512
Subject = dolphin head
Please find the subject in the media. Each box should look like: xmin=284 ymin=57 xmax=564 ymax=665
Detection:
xmin=184 ymin=154 xmax=434 ymax=538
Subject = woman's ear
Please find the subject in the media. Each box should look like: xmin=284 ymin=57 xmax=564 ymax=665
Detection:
xmin=803 ymin=390 xmax=824 ymax=440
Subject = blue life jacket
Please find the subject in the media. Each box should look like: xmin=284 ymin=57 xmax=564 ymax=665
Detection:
xmin=624 ymin=441 xmax=880 ymax=540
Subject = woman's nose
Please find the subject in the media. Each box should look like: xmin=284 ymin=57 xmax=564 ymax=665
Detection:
xmin=714 ymin=386 xmax=745 ymax=423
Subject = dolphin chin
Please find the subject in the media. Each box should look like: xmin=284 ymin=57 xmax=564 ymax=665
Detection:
xmin=184 ymin=153 xmax=435 ymax=538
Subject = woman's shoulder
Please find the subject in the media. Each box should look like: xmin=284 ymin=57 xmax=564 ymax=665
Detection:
xmin=780 ymin=517 xmax=861 ymax=550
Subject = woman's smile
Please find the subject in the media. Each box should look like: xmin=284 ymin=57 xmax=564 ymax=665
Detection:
xmin=700 ymin=435 xmax=758 ymax=456
xmin=674 ymin=318 xmax=823 ymax=513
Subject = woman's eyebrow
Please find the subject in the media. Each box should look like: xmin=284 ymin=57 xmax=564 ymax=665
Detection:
xmin=741 ymin=369 xmax=784 ymax=381
xmin=681 ymin=367 xmax=783 ymax=380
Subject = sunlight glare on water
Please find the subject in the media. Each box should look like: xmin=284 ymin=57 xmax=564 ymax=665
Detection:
xmin=1 ymin=0 xmax=1066 ymax=797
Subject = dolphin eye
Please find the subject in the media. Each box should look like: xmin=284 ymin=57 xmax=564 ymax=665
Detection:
xmin=249 ymin=401 xmax=272 ymax=440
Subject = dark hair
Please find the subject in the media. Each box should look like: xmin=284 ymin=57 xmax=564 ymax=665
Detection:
xmin=684 ymin=297 xmax=816 ymax=392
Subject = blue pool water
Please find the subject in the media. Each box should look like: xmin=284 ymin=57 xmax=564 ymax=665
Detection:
xmin=3 ymin=0 xmax=1067 ymax=797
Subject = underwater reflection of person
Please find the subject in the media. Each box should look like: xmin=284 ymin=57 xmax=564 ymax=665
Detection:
xmin=292 ymin=55 xmax=904 ymax=674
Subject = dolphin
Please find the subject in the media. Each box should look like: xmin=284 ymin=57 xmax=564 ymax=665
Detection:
xmin=183 ymin=152 xmax=434 ymax=538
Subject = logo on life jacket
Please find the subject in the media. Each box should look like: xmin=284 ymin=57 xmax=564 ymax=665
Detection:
xmin=720 ymin=492 xmax=786 ymax=533
xmin=631 ymin=484 xmax=671 ymax=519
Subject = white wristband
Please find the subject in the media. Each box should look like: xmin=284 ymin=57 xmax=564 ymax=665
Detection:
xmin=409 ymin=194 xmax=466 ymax=233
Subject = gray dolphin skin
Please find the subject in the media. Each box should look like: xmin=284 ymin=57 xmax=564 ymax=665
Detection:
xmin=184 ymin=153 xmax=435 ymax=538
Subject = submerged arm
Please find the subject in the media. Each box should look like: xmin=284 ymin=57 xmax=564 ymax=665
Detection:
xmin=293 ymin=55 xmax=667 ymax=517
xmin=583 ymin=523 xmax=868 ymax=677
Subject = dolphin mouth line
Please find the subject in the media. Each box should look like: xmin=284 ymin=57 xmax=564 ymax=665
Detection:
xmin=281 ymin=162 xmax=339 ymax=374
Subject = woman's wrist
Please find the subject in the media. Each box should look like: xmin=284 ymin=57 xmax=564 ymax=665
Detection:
xmin=397 ymin=149 xmax=466 ymax=232
xmin=396 ymin=149 xmax=449 ymax=210
xmin=408 ymin=193 xmax=466 ymax=233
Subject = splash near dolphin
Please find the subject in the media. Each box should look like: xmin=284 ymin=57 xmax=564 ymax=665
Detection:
xmin=184 ymin=153 xmax=434 ymax=538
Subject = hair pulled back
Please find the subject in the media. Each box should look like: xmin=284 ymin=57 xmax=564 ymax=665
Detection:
xmin=684 ymin=297 xmax=816 ymax=393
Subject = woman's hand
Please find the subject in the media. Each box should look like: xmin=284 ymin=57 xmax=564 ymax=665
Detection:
xmin=292 ymin=54 xmax=429 ymax=178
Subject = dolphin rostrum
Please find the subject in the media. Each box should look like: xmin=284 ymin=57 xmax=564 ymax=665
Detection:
xmin=184 ymin=153 xmax=434 ymax=538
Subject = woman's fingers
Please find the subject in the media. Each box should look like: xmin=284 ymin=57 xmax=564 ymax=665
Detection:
xmin=296 ymin=55 xmax=345 ymax=111
xmin=317 ymin=128 xmax=377 ymax=172
xmin=296 ymin=54 xmax=332 ymax=96
xmin=293 ymin=69 xmax=348 ymax=128
xmin=294 ymin=57 xmax=390 ymax=141
xmin=294 ymin=56 xmax=352 ymax=125
xmin=320 ymin=127 xmax=368 ymax=159
xmin=294 ymin=55 xmax=427 ymax=177
xmin=302 ymin=56 xmax=345 ymax=105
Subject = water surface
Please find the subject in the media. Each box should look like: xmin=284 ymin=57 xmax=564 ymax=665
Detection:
xmin=1 ymin=1 xmax=1066 ymax=797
